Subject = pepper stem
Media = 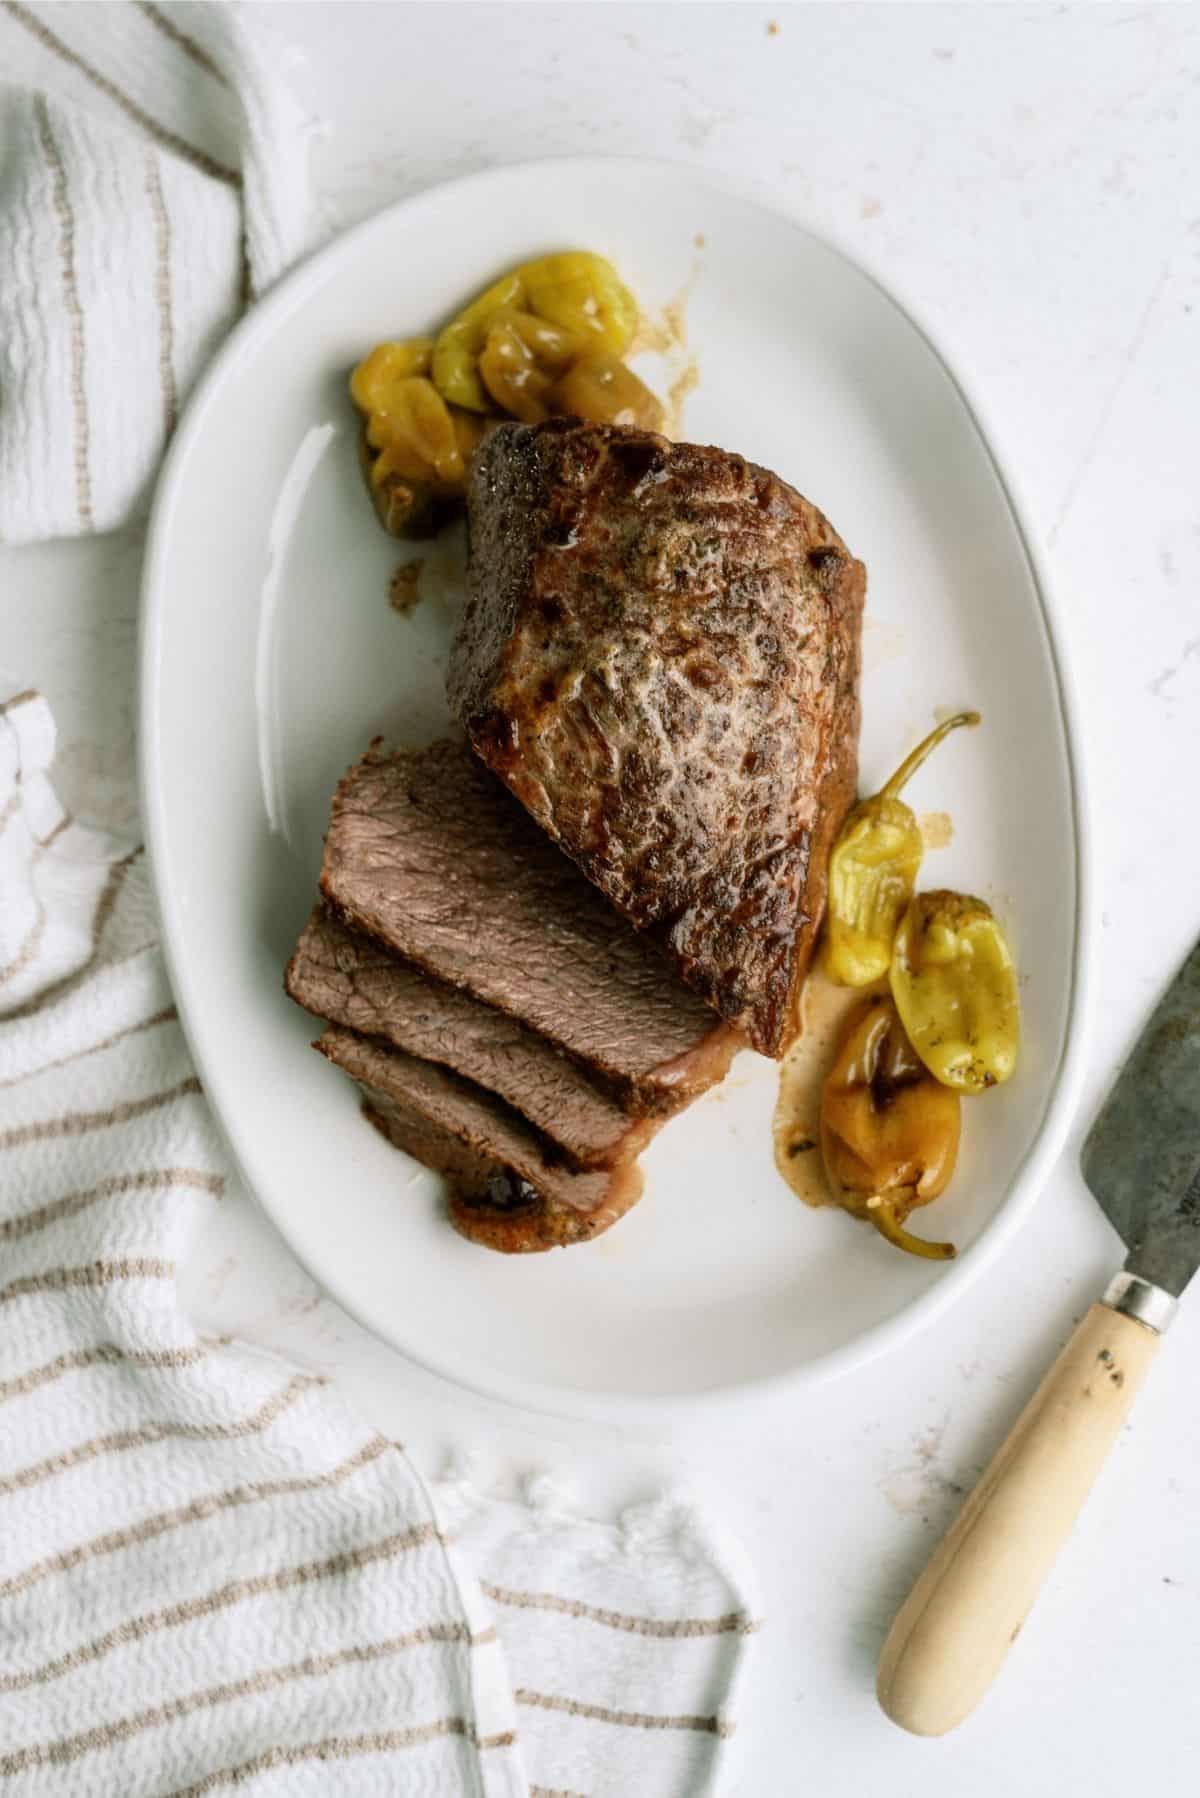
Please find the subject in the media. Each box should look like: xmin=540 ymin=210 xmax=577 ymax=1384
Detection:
xmin=867 ymin=1197 xmax=957 ymax=1261
xmin=879 ymin=711 xmax=981 ymax=802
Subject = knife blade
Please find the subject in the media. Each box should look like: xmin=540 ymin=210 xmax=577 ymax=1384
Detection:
xmin=1082 ymin=935 xmax=1200 ymax=1305
xmin=878 ymin=934 xmax=1200 ymax=1736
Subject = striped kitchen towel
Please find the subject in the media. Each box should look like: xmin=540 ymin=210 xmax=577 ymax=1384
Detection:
xmin=0 ymin=683 xmax=759 ymax=1789
xmin=0 ymin=6 xmax=759 ymax=1785
xmin=0 ymin=0 xmax=312 ymax=544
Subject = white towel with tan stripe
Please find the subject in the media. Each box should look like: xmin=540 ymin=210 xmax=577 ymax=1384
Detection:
xmin=0 ymin=716 xmax=757 ymax=1783
xmin=0 ymin=0 xmax=310 ymax=544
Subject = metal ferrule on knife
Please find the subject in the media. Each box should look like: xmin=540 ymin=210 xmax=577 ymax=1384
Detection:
xmin=1103 ymin=1271 xmax=1178 ymax=1334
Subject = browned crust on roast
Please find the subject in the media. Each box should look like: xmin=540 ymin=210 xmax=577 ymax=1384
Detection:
xmin=449 ymin=420 xmax=865 ymax=1055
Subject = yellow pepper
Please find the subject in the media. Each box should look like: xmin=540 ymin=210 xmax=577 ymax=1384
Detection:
xmin=351 ymin=252 xmax=649 ymax=536
xmin=890 ymin=891 xmax=1020 ymax=1094
xmin=823 ymin=711 xmax=981 ymax=987
xmin=522 ymin=251 xmax=638 ymax=355
xmin=431 ymin=269 xmax=527 ymax=412
xmin=477 ymin=311 xmax=582 ymax=423
xmin=449 ymin=405 xmax=490 ymax=466
xmin=350 ymin=343 xmax=471 ymax=536
xmin=361 ymin=376 xmax=464 ymax=485
xmin=432 ymin=252 xmax=638 ymax=413
xmin=549 ymin=351 xmax=666 ymax=432
xmin=820 ymin=995 xmax=961 ymax=1259
xmin=358 ymin=428 xmax=434 ymax=539
xmin=349 ymin=338 xmax=434 ymax=415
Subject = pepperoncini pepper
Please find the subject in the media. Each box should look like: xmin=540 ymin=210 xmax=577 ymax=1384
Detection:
xmin=363 ymin=376 xmax=465 ymax=484
xmin=431 ymin=268 xmax=528 ymax=411
xmin=352 ymin=252 xmax=659 ymax=537
xmin=432 ymin=252 xmax=638 ymax=413
xmin=823 ymin=712 xmax=981 ymax=988
xmin=477 ymin=311 xmax=582 ymax=423
xmin=349 ymin=337 xmax=435 ymax=413
xmin=357 ymin=429 xmax=434 ymax=539
xmin=549 ymin=351 xmax=666 ymax=432
xmin=890 ymin=891 xmax=1020 ymax=1094
xmin=820 ymin=995 xmax=961 ymax=1259
xmin=521 ymin=251 xmax=638 ymax=356
xmin=351 ymin=341 xmax=493 ymax=536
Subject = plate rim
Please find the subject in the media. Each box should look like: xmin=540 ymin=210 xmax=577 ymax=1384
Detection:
xmin=140 ymin=154 xmax=1094 ymax=1420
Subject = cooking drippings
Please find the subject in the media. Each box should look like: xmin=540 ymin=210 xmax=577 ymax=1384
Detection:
xmin=663 ymin=291 xmax=689 ymax=349
xmin=665 ymin=359 xmax=700 ymax=438
xmin=772 ymin=970 xmax=884 ymax=1207
xmin=629 ymin=311 xmax=673 ymax=357
xmin=629 ymin=283 xmax=698 ymax=438
xmin=919 ymin=809 xmax=953 ymax=849
xmin=388 ymin=559 xmax=424 ymax=615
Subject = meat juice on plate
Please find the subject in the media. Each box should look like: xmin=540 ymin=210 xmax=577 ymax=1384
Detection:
xmin=772 ymin=972 xmax=869 ymax=1208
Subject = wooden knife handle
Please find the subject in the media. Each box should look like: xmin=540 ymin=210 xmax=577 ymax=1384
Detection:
xmin=877 ymin=1300 xmax=1160 ymax=1736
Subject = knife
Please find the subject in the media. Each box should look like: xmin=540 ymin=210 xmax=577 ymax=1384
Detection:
xmin=876 ymin=937 xmax=1200 ymax=1736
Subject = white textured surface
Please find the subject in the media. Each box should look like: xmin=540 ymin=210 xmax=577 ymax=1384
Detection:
xmin=3 ymin=3 xmax=1199 ymax=1790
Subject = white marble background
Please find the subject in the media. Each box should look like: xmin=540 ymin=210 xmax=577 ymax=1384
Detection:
xmin=3 ymin=4 xmax=1199 ymax=1791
